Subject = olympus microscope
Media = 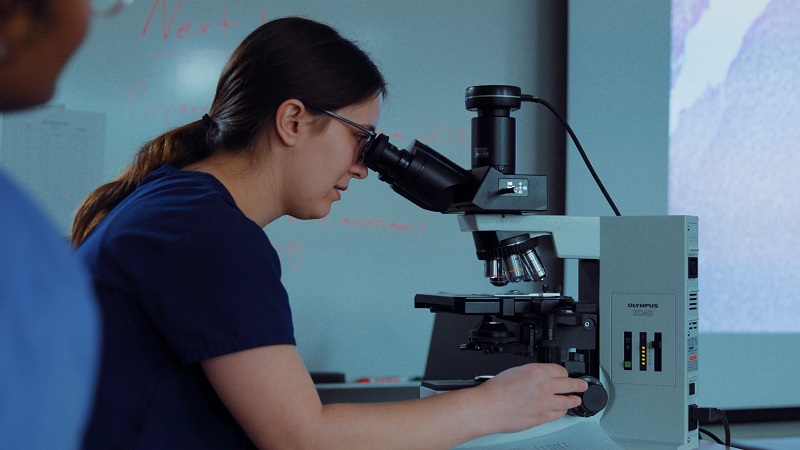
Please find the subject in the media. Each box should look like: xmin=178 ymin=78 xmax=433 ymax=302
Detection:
xmin=360 ymin=86 xmax=700 ymax=449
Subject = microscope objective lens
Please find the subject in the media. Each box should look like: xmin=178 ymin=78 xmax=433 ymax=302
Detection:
xmin=504 ymin=254 xmax=526 ymax=283
xmin=521 ymin=249 xmax=547 ymax=282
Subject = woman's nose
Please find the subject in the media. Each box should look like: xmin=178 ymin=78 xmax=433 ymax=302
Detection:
xmin=352 ymin=160 xmax=368 ymax=179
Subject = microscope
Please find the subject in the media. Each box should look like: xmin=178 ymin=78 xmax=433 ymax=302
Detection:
xmin=361 ymin=86 xmax=700 ymax=449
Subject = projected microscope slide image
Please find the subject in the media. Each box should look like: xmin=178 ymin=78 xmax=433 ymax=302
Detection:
xmin=670 ymin=0 xmax=800 ymax=333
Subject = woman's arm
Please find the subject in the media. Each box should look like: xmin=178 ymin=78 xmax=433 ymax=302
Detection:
xmin=202 ymin=344 xmax=587 ymax=449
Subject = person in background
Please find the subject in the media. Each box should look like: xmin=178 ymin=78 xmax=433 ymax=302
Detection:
xmin=72 ymin=16 xmax=587 ymax=449
xmin=0 ymin=0 xmax=99 ymax=449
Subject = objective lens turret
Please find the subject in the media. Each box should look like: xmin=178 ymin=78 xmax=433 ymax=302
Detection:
xmin=473 ymin=232 xmax=548 ymax=285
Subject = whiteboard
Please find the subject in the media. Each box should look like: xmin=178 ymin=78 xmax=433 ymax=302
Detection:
xmin=0 ymin=1 xmax=567 ymax=380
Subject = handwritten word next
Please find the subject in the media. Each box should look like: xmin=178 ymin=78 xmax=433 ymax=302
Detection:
xmin=141 ymin=1 xmax=267 ymax=40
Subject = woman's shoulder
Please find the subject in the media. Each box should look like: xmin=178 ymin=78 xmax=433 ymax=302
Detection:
xmin=0 ymin=169 xmax=99 ymax=341
xmin=0 ymin=170 xmax=67 ymax=253
xmin=139 ymin=165 xmax=234 ymax=205
xmin=80 ymin=164 xmax=263 ymax=261
xmin=0 ymin=173 xmax=100 ymax=450
xmin=123 ymin=165 xmax=246 ymax=228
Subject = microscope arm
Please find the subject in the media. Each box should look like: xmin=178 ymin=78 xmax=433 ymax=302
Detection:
xmin=457 ymin=215 xmax=600 ymax=260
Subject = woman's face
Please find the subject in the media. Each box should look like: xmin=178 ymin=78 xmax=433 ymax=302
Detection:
xmin=284 ymin=94 xmax=382 ymax=220
xmin=0 ymin=0 xmax=91 ymax=111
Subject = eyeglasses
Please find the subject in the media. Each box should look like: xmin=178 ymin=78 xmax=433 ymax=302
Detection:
xmin=318 ymin=109 xmax=377 ymax=162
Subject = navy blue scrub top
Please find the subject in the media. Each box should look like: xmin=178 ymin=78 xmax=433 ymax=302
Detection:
xmin=77 ymin=164 xmax=295 ymax=449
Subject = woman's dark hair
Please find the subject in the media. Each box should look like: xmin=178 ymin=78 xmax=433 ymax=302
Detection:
xmin=0 ymin=0 xmax=48 ymax=17
xmin=71 ymin=16 xmax=387 ymax=245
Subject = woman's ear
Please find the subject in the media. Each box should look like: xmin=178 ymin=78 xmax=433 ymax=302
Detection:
xmin=274 ymin=99 xmax=307 ymax=147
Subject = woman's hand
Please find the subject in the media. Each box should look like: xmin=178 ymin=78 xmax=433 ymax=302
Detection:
xmin=476 ymin=363 xmax=589 ymax=433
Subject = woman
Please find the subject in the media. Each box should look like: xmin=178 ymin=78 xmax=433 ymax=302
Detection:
xmin=72 ymin=16 xmax=587 ymax=449
xmin=0 ymin=0 xmax=99 ymax=448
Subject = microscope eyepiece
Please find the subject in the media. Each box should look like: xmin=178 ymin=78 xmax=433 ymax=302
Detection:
xmin=361 ymin=134 xmax=471 ymax=213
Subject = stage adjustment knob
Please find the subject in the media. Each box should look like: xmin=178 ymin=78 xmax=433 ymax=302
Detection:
xmin=568 ymin=375 xmax=608 ymax=417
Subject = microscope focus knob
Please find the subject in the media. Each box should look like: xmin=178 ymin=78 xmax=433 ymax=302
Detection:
xmin=567 ymin=376 xmax=608 ymax=417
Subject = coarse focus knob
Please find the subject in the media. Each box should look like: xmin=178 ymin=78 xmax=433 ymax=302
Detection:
xmin=568 ymin=375 xmax=608 ymax=417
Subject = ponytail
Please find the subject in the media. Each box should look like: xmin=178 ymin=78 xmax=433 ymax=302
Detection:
xmin=70 ymin=121 xmax=209 ymax=246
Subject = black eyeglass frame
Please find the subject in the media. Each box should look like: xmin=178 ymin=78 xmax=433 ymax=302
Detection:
xmin=318 ymin=109 xmax=377 ymax=162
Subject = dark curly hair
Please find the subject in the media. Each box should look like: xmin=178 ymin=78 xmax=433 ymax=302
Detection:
xmin=0 ymin=0 xmax=48 ymax=17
